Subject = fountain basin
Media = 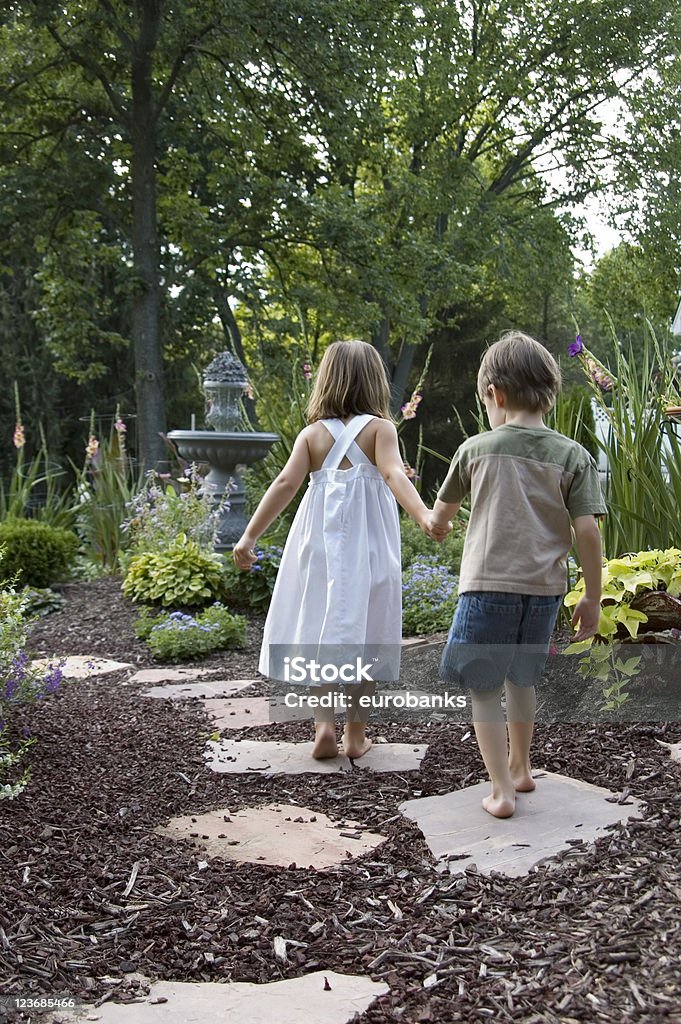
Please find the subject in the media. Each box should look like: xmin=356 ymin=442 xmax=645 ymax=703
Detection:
xmin=168 ymin=429 xmax=279 ymax=550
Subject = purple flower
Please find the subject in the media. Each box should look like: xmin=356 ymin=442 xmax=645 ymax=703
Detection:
xmin=43 ymin=667 xmax=63 ymax=694
xmin=568 ymin=335 xmax=583 ymax=358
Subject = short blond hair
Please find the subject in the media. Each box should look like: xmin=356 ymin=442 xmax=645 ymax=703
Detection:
xmin=306 ymin=340 xmax=392 ymax=422
xmin=477 ymin=331 xmax=561 ymax=413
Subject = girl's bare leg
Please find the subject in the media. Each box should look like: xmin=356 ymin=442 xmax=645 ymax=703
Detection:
xmin=470 ymin=686 xmax=515 ymax=818
xmin=505 ymin=680 xmax=537 ymax=792
xmin=312 ymin=685 xmax=339 ymax=758
xmin=343 ymin=681 xmax=375 ymax=758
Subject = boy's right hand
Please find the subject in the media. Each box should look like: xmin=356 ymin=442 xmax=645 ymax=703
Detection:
xmin=571 ymin=596 xmax=601 ymax=640
xmin=232 ymin=535 xmax=258 ymax=570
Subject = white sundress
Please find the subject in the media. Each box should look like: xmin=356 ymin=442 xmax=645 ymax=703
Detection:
xmin=259 ymin=414 xmax=402 ymax=682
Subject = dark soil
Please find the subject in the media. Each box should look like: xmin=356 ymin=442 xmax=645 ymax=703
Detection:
xmin=1 ymin=581 xmax=681 ymax=1022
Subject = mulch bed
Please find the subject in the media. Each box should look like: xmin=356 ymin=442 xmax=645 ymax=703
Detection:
xmin=1 ymin=580 xmax=681 ymax=1022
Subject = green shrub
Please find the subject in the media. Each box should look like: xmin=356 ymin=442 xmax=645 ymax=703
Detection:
xmin=140 ymin=604 xmax=246 ymax=661
xmin=222 ymin=543 xmax=283 ymax=612
xmin=122 ymin=534 xmax=225 ymax=607
xmin=0 ymin=519 xmax=78 ymax=587
xmin=400 ymin=514 xmax=465 ymax=575
xmin=402 ymin=555 xmax=458 ymax=636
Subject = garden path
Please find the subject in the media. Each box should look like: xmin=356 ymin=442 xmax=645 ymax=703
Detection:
xmin=42 ymin=649 xmax=648 ymax=1024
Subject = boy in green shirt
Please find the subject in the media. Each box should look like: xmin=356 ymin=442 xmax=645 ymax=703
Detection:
xmin=431 ymin=332 xmax=605 ymax=818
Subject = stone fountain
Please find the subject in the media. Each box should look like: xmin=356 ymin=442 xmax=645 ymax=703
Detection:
xmin=168 ymin=352 xmax=278 ymax=550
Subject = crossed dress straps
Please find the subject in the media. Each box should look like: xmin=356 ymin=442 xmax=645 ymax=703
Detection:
xmin=320 ymin=414 xmax=375 ymax=470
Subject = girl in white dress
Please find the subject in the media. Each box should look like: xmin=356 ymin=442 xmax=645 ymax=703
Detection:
xmin=233 ymin=341 xmax=447 ymax=759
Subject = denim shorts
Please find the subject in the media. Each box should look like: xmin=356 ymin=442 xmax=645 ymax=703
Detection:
xmin=439 ymin=591 xmax=563 ymax=692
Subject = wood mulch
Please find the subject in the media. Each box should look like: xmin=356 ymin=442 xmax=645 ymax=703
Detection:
xmin=1 ymin=579 xmax=680 ymax=1022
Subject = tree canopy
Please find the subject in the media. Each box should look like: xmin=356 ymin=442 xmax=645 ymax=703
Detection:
xmin=1 ymin=0 xmax=679 ymax=478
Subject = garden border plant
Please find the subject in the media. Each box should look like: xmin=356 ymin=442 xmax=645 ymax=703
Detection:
xmin=564 ymin=547 xmax=681 ymax=710
xmin=0 ymin=546 xmax=65 ymax=800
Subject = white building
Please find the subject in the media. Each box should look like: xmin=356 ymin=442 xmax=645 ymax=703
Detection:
xmin=673 ymin=296 xmax=681 ymax=338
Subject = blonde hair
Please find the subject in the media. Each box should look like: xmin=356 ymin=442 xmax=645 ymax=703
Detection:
xmin=477 ymin=331 xmax=561 ymax=414
xmin=306 ymin=340 xmax=392 ymax=422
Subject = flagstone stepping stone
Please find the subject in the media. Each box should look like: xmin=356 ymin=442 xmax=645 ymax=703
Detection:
xmin=656 ymin=739 xmax=681 ymax=763
xmin=32 ymin=655 xmax=132 ymax=678
xmin=205 ymin=738 xmax=428 ymax=775
xmin=204 ymin=696 xmax=274 ymax=729
xmin=128 ymin=667 xmax=206 ymax=684
xmin=156 ymin=802 xmax=386 ymax=868
xmin=45 ymin=971 xmax=389 ymax=1024
xmin=400 ymin=770 xmax=644 ymax=877
xmin=401 ymin=636 xmax=442 ymax=649
xmin=142 ymin=679 xmax=256 ymax=700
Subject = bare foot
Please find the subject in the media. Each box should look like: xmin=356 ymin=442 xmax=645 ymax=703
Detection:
xmin=342 ymin=725 xmax=372 ymax=759
xmin=482 ymin=790 xmax=516 ymax=818
xmin=312 ymin=723 xmax=338 ymax=759
xmin=510 ymin=771 xmax=536 ymax=792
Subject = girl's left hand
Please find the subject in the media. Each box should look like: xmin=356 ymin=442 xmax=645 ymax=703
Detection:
xmin=232 ymin=535 xmax=258 ymax=570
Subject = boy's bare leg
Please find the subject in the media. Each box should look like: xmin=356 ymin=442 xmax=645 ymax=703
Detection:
xmin=312 ymin=685 xmax=339 ymax=759
xmin=505 ymin=679 xmax=537 ymax=792
xmin=470 ymin=686 xmax=516 ymax=818
xmin=342 ymin=681 xmax=375 ymax=758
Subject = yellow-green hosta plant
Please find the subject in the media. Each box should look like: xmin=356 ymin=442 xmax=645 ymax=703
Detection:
xmin=122 ymin=534 xmax=225 ymax=608
xmin=564 ymin=548 xmax=681 ymax=712
xmin=564 ymin=548 xmax=681 ymax=646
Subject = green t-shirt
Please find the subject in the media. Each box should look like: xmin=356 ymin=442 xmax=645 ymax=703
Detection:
xmin=438 ymin=424 xmax=606 ymax=595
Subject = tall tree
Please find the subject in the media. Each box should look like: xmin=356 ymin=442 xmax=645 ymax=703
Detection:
xmin=3 ymin=0 xmax=397 ymax=465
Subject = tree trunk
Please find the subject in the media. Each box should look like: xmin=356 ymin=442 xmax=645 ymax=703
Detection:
xmin=130 ymin=11 xmax=166 ymax=470
xmin=390 ymin=342 xmax=418 ymax=415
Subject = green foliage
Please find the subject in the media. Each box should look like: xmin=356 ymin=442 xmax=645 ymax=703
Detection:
xmin=570 ymin=326 xmax=681 ymax=556
xmin=223 ymin=544 xmax=283 ymax=613
xmin=564 ymin=547 xmax=681 ymax=712
xmin=0 ymin=386 xmax=74 ymax=528
xmin=121 ymin=468 xmax=224 ymax=564
xmin=549 ymin=386 xmax=598 ymax=459
xmin=0 ymin=519 xmax=78 ymax=587
xmin=402 ymin=555 xmax=458 ymax=637
xmin=73 ymin=415 xmax=145 ymax=573
xmin=244 ymin=359 xmax=314 ymax=541
xmin=122 ymin=534 xmax=225 ymax=608
xmin=136 ymin=604 xmax=246 ymax=662
xmin=1 ymin=546 xmax=65 ymax=799
xmin=18 ymin=587 xmax=66 ymax=618
xmin=564 ymin=548 xmax=681 ymax=642
xmin=400 ymin=515 xmax=465 ymax=576
xmin=576 ymin=245 xmax=677 ymax=362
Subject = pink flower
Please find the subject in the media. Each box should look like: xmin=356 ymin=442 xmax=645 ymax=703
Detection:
xmin=401 ymin=403 xmax=417 ymax=419
xmin=12 ymin=423 xmax=25 ymax=449
xmin=85 ymin=435 xmax=99 ymax=460
xmin=302 ymin=363 xmax=312 ymax=381
xmin=114 ymin=418 xmax=127 ymax=435
xmin=585 ymin=356 xmax=614 ymax=392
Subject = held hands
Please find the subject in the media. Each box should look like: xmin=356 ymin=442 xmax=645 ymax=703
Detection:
xmin=232 ymin=534 xmax=258 ymax=570
xmin=571 ymin=596 xmax=601 ymax=641
xmin=421 ymin=510 xmax=452 ymax=543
